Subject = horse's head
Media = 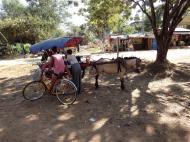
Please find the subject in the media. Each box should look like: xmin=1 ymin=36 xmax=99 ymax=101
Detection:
xmin=124 ymin=57 xmax=142 ymax=73
xmin=86 ymin=56 xmax=91 ymax=64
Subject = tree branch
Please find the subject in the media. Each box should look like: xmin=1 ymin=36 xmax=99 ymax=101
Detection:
xmin=170 ymin=0 xmax=190 ymax=30
xmin=167 ymin=1 xmax=190 ymax=45
xmin=148 ymin=0 xmax=158 ymax=37
xmin=169 ymin=0 xmax=184 ymax=19
xmin=161 ymin=0 xmax=170 ymax=37
xmin=130 ymin=0 xmax=152 ymax=23
xmin=131 ymin=0 xmax=160 ymax=37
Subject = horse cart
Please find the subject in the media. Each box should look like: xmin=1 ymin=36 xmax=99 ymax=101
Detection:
xmin=29 ymin=37 xmax=142 ymax=91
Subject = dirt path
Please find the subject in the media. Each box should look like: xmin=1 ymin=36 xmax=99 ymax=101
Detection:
xmin=0 ymin=49 xmax=190 ymax=66
xmin=0 ymin=49 xmax=190 ymax=142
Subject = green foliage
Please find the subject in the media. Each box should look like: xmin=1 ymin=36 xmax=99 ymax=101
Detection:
xmin=0 ymin=16 xmax=60 ymax=43
xmin=144 ymin=5 xmax=164 ymax=32
xmin=26 ymin=0 xmax=69 ymax=23
xmin=1 ymin=0 xmax=26 ymax=18
xmin=134 ymin=14 xmax=140 ymax=21
xmin=87 ymin=0 xmax=131 ymax=38
xmin=65 ymin=23 xmax=96 ymax=43
xmin=123 ymin=25 xmax=135 ymax=34
xmin=66 ymin=24 xmax=83 ymax=37
xmin=24 ymin=43 xmax=31 ymax=53
xmin=9 ymin=43 xmax=31 ymax=55
xmin=0 ymin=0 xmax=69 ymax=44
xmin=108 ymin=14 xmax=135 ymax=34
xmin=80 ymin=28 xmax=97 ymax=43
xmin=9 ymin=43 xmax=22 ymax=54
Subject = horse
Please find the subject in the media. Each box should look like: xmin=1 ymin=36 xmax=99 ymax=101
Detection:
xmin=89 ymin=57 xmax=142 ymax=90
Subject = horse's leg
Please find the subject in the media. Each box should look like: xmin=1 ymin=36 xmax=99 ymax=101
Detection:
xmin=81 ymin=67 xmax=85 ymax=78
xmin=120 ymin=78 xmax=124 ymax=90
xmin=95 ymin=75 xmax=99 ymax=89
xmin=119 ymin=71 xmax=125 ymax=90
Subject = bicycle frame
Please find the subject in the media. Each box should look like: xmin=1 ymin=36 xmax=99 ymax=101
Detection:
xmin=38 ymin=66 xmax=70 ymax=95
xmin=37 ymin=69 xmax=57 ymax=94
xmin=23 ymin=64 xmax=77 ymax=105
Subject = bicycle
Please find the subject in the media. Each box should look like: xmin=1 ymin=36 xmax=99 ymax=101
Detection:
xmin=22 ymin=64 xmax=78 ymax=105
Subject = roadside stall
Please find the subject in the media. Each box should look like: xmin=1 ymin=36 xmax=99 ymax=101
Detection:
xmin=128 ymin=33 xmax=154 ymax=50
xmin=172 ymin=28 xmax=190 ymax=46
xmin=105 ymin=34 xmax=129 ymax=52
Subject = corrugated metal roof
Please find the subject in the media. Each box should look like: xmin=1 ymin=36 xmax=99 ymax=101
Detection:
xmin=110 ymin=35 xmax=129 ymax=39
xmin=128 ymin=33 xmax=154 ymax=38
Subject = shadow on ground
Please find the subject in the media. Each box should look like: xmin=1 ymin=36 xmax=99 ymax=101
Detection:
xmin=0 ymin=63 xmax=190 ymax=142
xmin=172 ymin=62 xmax=190 ymax=82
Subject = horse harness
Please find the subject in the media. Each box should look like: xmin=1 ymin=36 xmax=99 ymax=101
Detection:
xmin=92 ymin=62 xmax=98 ymax=73
xmin=115 ymin=57 xmax=126 ymax=73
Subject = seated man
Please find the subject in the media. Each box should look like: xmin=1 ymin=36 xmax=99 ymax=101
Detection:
xmin=41 ymin=46 xmax=71 ymax=90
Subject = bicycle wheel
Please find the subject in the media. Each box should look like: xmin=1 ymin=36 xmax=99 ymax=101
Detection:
xmin=23 ymin=81 xmax=46 ymax=101
xmin=54 ymin=79 xmax=77 ymax=105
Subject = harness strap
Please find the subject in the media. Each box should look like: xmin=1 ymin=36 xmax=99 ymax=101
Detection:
xmin=115 ymin=58 xmax=124 ymax=73
xmin=92 ymin=63 xmax=98 ymax=73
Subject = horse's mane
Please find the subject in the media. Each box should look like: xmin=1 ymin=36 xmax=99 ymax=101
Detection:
xmin=124 ymin=56 xmax=141 ymax=61
xmin=95 ymin=58 xmax=113 ymax=63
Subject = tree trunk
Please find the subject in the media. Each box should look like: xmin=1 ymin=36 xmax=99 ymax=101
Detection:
xmin=155 ymin=37 xmax=170 ymax=64
xmin=156 ymin=47 xmax=168 ymax=63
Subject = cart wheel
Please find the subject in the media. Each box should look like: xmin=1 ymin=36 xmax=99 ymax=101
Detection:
xmin=54 ymin=79 xmax=77 ymax=105
xmin=23 ymin=81 xmax=46 ymax=101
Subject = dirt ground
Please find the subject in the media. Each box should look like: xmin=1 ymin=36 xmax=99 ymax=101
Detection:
xmin=0 ymin=54 xmax=190 ymax=142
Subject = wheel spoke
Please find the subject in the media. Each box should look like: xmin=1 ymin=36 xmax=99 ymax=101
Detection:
xmin=23 ymin=81 xmax=45 ymax=101
xmin=55 ymin=79 xmax=77 ymax=105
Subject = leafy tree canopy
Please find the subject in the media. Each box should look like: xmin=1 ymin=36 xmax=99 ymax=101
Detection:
xmin=0 ymin=0 xmax=68 ymax=43
xmin=86 ymin=0 xmax=131 ymax=38
xmin=1 ymin=0 xmax=26 ymax=18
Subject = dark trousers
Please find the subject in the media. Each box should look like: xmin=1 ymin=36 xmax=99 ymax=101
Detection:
xmin=71 ymin=63 xmax=81 ymax=94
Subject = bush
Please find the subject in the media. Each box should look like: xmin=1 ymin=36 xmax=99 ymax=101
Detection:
xmin=24 ymin=43 xmax=31 ymax=54
xmin=10 ymin=43 xmax=28 ymax=55
xmin=16 ymin=43 xmax=23 ymax=53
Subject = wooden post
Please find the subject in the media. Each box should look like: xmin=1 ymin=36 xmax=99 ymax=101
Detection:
xmin=117 ymin=37 xmax=119 ymax=58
